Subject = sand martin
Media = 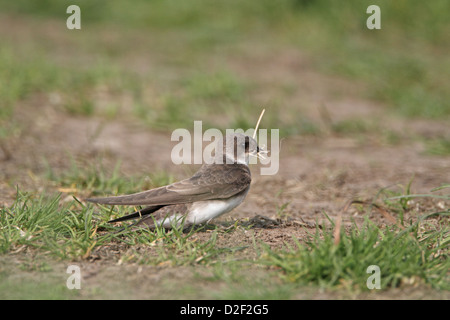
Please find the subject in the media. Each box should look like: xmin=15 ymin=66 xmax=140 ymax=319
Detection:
xmin=86 ymin=133 xmax=261 ymax=229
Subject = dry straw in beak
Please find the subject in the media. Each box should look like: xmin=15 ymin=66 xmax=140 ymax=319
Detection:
xmin=253 ymin=108 xmax=265 ymax=139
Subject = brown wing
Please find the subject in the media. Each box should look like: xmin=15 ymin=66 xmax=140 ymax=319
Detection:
xmin=86 ymin=164 xmax=251 ymax=206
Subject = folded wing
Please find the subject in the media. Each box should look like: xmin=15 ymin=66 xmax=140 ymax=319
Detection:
xmin=86 ymin=164 xmax=251 ymax=206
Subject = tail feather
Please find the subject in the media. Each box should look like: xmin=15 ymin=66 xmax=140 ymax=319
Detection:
xmin=108 ymin=205 xmax=165 ymax=223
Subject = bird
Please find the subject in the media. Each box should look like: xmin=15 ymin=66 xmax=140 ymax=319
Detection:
xmin=86 ymin=133 xmax=262 ymax=229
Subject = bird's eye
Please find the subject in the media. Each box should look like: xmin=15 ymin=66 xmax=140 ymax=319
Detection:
xmin=244 ymin=138 xmax=249 ymax=152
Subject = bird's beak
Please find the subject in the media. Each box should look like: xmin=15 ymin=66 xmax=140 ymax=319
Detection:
xmin=253 ymin=145 xmax=268 ymax=160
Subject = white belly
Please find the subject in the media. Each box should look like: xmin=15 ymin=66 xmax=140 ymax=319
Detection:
xmin=187 ymin=190 xmax=249 ymax=225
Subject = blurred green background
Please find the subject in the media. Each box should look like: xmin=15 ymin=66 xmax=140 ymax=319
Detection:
xmin=0 ymin=0 xmax=449 ymax=136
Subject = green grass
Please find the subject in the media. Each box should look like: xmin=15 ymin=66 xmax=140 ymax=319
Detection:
xmin=0 ymin=270 xmax=80 ymax=299
xmin=424 ymin=138 xmax=450 ymax=156
xmin=120 ymin=225 xmax=247 ymax=267
xmin=44 ymin=157 xmax=174 ymax=197
xmin=260 ymin=185 xmax=449 ymax=291
xmin=0 ymin=189 xmax=227 ymax=264
xmin=0 ymin=190 xmax=99 ymax=258
xmin=0 ymin=170 xmax=448 ymax=299
xmin=260 ymin=216 xmax=449 ymax=290
xmin=1 ymin=182 xmax=448 ymax=294
xmin=331 ymin=118 xmax=377 ymax=135
xmin=286 ymin=0 xmax=450 ymax=119
xmin=1 ymin=155 xmax=238 ymax=265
